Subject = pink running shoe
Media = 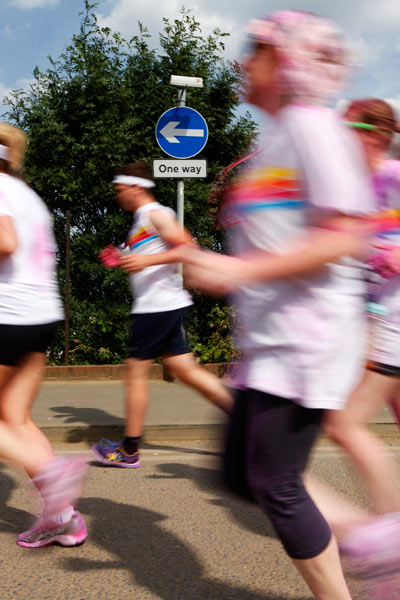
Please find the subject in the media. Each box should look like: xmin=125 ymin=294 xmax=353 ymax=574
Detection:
xmin=33 ymin=454 xmax=89 ymax=517
xmin=341 ymin=515 xmax=400 ymax=599
xmin=17 ymin=511 xmax=87 ymax=548
xmin=341 ymin=515 xmax=400 ymax=573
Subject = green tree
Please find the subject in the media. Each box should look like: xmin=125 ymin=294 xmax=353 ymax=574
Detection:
xmin=5 ymin=0 xmax=257 ymax=364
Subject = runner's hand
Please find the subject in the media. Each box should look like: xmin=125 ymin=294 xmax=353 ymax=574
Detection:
xmin=99 ymin=245 xmax=121 ymax=267
xmin=119 ymin=254 xmax=152 ymax=274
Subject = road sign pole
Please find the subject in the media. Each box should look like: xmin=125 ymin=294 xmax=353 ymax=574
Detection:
xmin=177 ymin=180 xmax=184 ymax=228
xmin=176 ymin=87 xmax=186 ymax=228
xmin=177 ymin=88 xmax=186 ymax=107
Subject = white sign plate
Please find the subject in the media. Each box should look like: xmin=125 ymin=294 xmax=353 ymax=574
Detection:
xmin=153 ymin=159 xmax=207 ymax=178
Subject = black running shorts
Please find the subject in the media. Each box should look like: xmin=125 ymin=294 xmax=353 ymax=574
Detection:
xmin=0 ymin=321 xmax=63 ymax=366
xmin=127 ymin=307 xmax=190 ymax=360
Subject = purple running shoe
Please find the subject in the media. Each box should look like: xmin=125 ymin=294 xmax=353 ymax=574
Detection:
xmin=91 ymin=443 xmax=141 ymax=468
xmin=17 ymin=511 xmax=87 ymax=548
xmin=97 ymin=438 xmax=121 ymax=451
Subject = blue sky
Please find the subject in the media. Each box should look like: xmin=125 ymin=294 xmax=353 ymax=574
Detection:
xmin=1 ymin=0 xmax=400 ymax=120
xmin=0 ymin=0 xmax=84 ymax=101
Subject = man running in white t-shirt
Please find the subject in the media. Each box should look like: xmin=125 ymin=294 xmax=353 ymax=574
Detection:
xmin=92 ymin=161 xmax=232 ymax=467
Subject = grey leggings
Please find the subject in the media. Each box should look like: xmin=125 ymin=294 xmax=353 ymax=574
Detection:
xmin=223 ymin=389 xmax=332 ymax=559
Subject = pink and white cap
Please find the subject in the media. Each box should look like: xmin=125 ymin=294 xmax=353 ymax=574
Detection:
xmin=245 ymin=10 xmax=353 ymax=106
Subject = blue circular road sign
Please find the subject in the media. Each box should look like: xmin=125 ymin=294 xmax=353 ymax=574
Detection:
xmin=155 ymin=106 xmax=208 ymax=159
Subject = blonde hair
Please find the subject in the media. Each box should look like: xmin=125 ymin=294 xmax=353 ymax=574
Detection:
xmin=0 ymin=123 xmax=27 ymax=175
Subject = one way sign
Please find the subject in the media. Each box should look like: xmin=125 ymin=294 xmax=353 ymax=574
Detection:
xmin=155 ymin=106 xmax=208 ymax=159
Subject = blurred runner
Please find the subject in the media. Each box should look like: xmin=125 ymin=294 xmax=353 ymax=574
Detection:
xmin=92 ymin=161 xmax=232 ymax=468
xmin=0 ymin=123 xmax=88 ymax=548
xmin=179 ymin=10 xmax=387 ymax=600
xmin=321 ymin=99 xmax=400 ymax=597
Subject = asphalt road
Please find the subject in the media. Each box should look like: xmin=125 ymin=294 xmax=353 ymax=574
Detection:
xmin=2 ymin=441 xmax=400 ymax=600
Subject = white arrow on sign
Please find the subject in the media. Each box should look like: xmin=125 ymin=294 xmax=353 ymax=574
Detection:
xmin=160 ymin=121 xmax=205 ymax=144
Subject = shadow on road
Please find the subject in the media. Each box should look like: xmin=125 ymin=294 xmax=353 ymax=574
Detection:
xmin=51 ymin=405 xmax=221 ymax=457
xmin=50 ymin=405 xmax=125 ymax=443
xmin=0 ymin=466 xmax=34 ymax=534
xmin=65 ymin=496 xmax=308 ymax=600
xmin=150 ymin=462 xmax=276 ymax=541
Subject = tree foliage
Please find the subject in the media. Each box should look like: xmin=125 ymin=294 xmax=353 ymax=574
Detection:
xmin=5 ymin=0 xmax=257 ymax=364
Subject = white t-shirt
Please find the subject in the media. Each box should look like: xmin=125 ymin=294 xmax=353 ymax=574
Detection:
xmin=0 ymin=174 xmax=64 ymax=325
xmin=226 ymin=104 xmax=374 ymax=410
xmin=126 ymin=202 xmax=192 ymax=314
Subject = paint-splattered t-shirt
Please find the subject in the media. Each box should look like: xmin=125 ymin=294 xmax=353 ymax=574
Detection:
xmin=226 ymin=104 xmax=374 ymax=409
xmin=0 ymin=173 xmax=63 ymax=325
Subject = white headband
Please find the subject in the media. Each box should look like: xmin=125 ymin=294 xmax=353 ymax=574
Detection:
xmin=112 ymin=175 xmax=155 ymax=188
xmin=0 ymin=144 xmax=9 ymax=161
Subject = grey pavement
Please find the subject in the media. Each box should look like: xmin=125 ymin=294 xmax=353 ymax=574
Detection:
xmin=1 ymin=381 xmax=400 ymax=599
xmin=2 ymin=442 xmax=400 ymax=600
xmin=34 ymin=379 xmax=400 ymax=445
xmin=34 ymin=380 xmax=227 ymax=444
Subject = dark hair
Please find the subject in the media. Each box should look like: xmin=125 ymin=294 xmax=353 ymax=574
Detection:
xmin=361 ymin=99 xmax=396 ymax=133
xmin=115 ymin=161 xmax=154 ymax=183
xmin=0 ymin=159 xmax=9 ymax=174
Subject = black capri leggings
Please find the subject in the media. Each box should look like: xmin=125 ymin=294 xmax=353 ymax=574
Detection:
xmin=223 ymin=389 xmax=332 ymax=559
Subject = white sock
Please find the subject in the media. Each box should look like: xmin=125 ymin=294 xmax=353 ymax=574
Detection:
xmin=53 ymin=505 xmax=75 ymax=524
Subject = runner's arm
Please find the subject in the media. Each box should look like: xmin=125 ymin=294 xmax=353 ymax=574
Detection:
xmin=119 ymin=209 xmax=195 ymax=274
xmin=182 ymin=215 xmax=369 ymax=293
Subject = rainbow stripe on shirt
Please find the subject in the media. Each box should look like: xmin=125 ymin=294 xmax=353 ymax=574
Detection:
xmin=126 ymin=226 xmax=159 ymax=250
xmin=220 ymin=165 xmax=304 ymax=228
xmin=375 ymin=209 xmax=400 ymax=237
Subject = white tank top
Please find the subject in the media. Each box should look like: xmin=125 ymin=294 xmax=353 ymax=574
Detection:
xmin=126 ymin=202 xmax=192 ymax=314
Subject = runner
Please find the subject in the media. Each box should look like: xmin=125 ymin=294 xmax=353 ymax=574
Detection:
xmin=0 ymin=123 xmax=88 ymax=548
xmin=301 ymin=102 xmax=400 ymax=600
xmin=322 ymin=98 xmax=400 ymax=523
xmin=177 ymin=10 xmax=394 ymax=599
xmin=91 ymin=161 xmax=232 ymax=468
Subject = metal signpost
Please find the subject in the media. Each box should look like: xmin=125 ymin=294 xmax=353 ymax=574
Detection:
xmin=154 ymin=75 xmax=208 ymax=227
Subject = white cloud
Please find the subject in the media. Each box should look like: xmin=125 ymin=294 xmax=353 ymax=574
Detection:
xmin=0 ymin=82 xmax=13 ymax=103
xmin=0 ymin=77 xmax=34 ymax=103
xmin=0 ymin=76 xmax=36 ymax=116
xmin=96 ymin=0 xmax=239 ymax=57
xmin=8 ymin=0 xmax=58 ymax=9
xmin=15 ymin=77 xmax=35 ymax=91
xmin=94 ymin=0 xmax=400 ymax=62
xmin=363 ymin=0 xmax=400 ymax=28
xmin=96 ymin=0 xmax=184 ymax=39
xmin=385 ymin=98 xmax=400 ymax=120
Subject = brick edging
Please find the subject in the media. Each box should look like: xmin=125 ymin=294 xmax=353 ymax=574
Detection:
xmin=44 ymin=363 xmax=236 ymax=380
